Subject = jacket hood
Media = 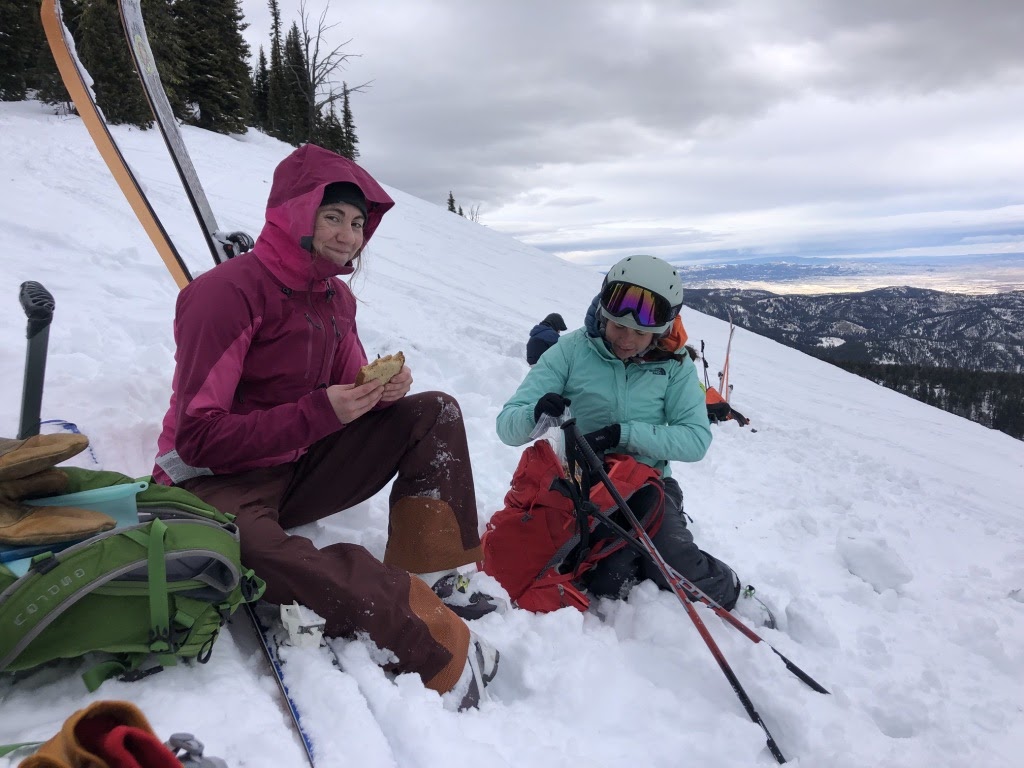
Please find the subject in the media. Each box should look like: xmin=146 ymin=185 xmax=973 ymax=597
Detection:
xmin=254 ymin=144 xmax=396 ymax=289
xmin=542 ymin=313 xmax=567 ymax=331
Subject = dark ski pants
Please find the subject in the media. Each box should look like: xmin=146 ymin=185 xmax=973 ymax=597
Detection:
xmin=181 ymin=392 xmax=480 ymax=694
xmin=583 ymin=477 xmax=741 ymax=610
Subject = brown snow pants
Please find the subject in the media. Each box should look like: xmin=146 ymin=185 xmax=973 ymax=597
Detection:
xmin=181 ymin=392 xmax=481 ymax=694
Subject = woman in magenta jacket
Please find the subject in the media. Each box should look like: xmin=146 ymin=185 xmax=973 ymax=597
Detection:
xmin=153 ymin=144 xmax=497 ymax=709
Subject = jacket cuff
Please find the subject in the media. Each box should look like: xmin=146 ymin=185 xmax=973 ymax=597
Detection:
xmin=618 ymin=422 xmax=633 ymax=453
xmin=309 ymin=386 xmax=345 ymax=430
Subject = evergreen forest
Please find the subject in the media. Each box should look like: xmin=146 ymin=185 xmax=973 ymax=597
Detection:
xmin=0 ymin=0 xmax=360 ymax=158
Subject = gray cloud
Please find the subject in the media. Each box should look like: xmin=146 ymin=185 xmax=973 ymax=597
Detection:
xmin=241 ymin=1 xmax=1024 ymax=266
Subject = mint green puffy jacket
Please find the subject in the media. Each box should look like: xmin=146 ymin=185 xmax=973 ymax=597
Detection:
xmin=496 ymin=328 xmax=711 ymax=476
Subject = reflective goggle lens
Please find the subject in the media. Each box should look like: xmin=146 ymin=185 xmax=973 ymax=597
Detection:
xmin=600 ymin=281 xmax=677 ymax=327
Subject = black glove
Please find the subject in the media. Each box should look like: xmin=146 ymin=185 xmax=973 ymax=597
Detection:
xmin=534 ymin=393 xmax=571 ymax=423
xmin=583 ymin=424 xmax=621 ymax=454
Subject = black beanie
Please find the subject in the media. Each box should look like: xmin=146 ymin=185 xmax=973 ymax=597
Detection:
xmin=544 ymin=313 xmax=567 ymax=331
xmin=321 ymin=181 xmax=367 ymax=218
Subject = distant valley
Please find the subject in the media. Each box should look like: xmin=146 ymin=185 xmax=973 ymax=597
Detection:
xmin=684 ymin=286 xmax=1024 ymax=372
xmin=673 ymin=254 xmax=1024 ymax=295
xmin=684 ymin=286 xmax=1024 ymax=439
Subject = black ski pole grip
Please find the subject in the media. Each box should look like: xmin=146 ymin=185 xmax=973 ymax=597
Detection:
xmin=20 ymin=281 xmax=55 ymax=339
xmin=18 ymin=281 xmax=54 ymax=439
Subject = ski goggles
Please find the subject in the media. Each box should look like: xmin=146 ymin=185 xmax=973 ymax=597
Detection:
xmin=600 ymin=281 xmax=679 ymax=328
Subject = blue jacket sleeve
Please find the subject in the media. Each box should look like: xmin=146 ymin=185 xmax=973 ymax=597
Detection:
xmin=498 ymin=338 xmax=571 ymax=445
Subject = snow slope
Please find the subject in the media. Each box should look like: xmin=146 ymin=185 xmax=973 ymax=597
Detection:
xmin=1 ymin=100 xmax=1022 ymax=767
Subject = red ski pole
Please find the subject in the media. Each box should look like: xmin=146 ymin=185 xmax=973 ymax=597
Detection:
xmin=562 ymin=420 xmax=788 ymax=764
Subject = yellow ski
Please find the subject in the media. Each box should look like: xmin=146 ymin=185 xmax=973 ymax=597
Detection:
xmin=40 ymin=0 xmax=192 ymax=289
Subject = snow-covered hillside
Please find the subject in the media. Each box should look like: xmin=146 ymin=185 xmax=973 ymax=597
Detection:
xmin=1 ymin=100 xmax=1022 ymax=768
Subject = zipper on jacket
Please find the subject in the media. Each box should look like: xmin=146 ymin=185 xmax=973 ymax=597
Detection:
xmin=320 ymin=316 xmax=342 ymax=385
xmin=303 ymin=311 xmax=322 ymax=331
xmin=301 ymin=280 xmax=341 ymax=389
xmin=304 ymin=312 xmax=318 ymax=381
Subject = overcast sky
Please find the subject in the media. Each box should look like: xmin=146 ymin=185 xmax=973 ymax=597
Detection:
xmin=239 ymin=0 xmax=1024 ymax=269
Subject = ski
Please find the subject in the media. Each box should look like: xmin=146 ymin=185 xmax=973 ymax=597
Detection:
xmin=241 ymin=603 xmax=399 ymax=768
xmin=237 ymin=604 xmax=318 ymax=768
xmin=718 ymin=313 xmax=735 ymax=402
xmin=117 ymin=0 xmax=246 ymax=265
xmin=40 ymin=0 xmax=192 ymax=290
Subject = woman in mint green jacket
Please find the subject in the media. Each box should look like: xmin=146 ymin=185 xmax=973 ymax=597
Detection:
xmin=497 ymin=255 xmax=741 ymax=609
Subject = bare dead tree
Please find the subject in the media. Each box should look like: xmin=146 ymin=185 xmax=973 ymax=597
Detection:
xmin=294 ymin=0 xmax=372 ymax=137
xmin=468 ymin=204 xmax=483 ymax=223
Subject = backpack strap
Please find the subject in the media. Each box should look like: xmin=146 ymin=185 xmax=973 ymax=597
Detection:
xmin=559 ymin=434 xmax=596 ymax=572
xmin=548 ymin=450 xmax=665 ymax=575
xmin=124 ymin=518 xmax=173 ymax=656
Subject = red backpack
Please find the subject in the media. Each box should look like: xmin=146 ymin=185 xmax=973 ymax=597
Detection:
xmin=481 ymin=439 xmax=664 ymax=613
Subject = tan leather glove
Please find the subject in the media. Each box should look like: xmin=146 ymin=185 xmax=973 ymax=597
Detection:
xmin=19 ymin=700 xmax=161 ymax=768
xmin=0 ymin=434 xmax=113 ymax=547
xmin=0 ymin=434 xmax=89 ymax=482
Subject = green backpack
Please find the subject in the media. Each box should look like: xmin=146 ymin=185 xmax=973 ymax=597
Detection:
xmin=0 ymin=467 xmax=264 ymax=691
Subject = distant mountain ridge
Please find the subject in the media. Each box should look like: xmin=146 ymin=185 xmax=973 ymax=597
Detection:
xmin=684 ymin=286 xmax=1024 ymax=373
xmin=671 ymin=256 xmax=1024 ymax=294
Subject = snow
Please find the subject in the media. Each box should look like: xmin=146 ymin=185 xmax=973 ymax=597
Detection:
xmin=817 ymin=336 xmax=845 ymax=348
xmin=2 ymin=99 xmax=1023 ymax=767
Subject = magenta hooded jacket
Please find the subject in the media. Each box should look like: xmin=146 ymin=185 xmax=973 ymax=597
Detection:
xmin=153 ymin=145 xmax=396 ymax=485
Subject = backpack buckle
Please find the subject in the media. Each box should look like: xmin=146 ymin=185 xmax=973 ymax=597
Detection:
xmin=240 ymin=571 xmax=263 ymax=602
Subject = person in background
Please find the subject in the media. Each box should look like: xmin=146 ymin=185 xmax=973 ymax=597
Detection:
xmin=526 ymin=312 xmax=568 ymax=365
xmin=152 ymin=144 xmax=498 ymax=710
xmin=497 ymin=255 xmax=742 ymax=610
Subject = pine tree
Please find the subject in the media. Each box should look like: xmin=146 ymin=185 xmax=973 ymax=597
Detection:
xmin=34 ymin=39 xmax=71 ymax=109
xmin=340 ymin=82 xmax=359 ymax=159
xmin=282 ymin=22 xmax=312 ymax=144
xmin=447 ymin=192 xmax=456 ymax=213
xmin=317 ymin=102 xmax=346 ymax=155
xmin=0 ymin=0 xmax=36 ymax=100
xmin=29 ymin=0 xmax=71 ymax=107
xmin=265 ymin=0 xmax=288 ymax=140
xmin=174 ymin=0 xmax=251 ymax=134
xmin=457 ymin=205 xmax=464 ymax=217
xmin=251 ymin=46 xmax=269 ymax=129
xmin=77 ymin=0 xmax=152 ymax=128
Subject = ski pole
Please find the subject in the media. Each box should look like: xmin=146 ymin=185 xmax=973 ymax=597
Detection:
xmin=662 ymin=564 xmax=826 ymax=693
xmin=17 ymin=282 xmax=55 ymax=439
xmin=561 ymin=420 xmax=788 ymax=764
xmin=562 ymin=462 xmax=828 ymax=694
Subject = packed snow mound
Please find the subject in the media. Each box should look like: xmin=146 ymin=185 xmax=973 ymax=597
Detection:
xmin=836 ymin=532 xmax=914 ymax=593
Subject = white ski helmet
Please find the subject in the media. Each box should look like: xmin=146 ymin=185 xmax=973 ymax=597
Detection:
xmin=599 ymin=255 xmax=683 ymax=334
